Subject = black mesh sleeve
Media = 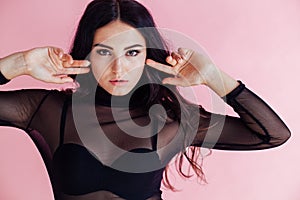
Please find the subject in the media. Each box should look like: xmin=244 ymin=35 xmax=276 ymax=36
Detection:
xmin=0 ymin=89 xmax=52 ymax=130
xmin=0 ymin=71 xmax=10 ymax=85
xmin=191 ymin=82 xmax=291 ymax=150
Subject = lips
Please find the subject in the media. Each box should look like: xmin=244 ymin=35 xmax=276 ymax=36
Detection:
xmin=109 ymin=79 xmax=129 ymax=86
xmin=110 ymin=79 xmax=128 ymax=82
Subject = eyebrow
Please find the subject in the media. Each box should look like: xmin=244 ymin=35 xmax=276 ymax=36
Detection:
xmin=124 ymin=44 xmax=144 ymax=50
xmin=93 ymin=43 xmax=144 ymax=50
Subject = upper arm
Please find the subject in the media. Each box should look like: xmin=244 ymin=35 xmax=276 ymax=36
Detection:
xmin=190 ymin=84 xmax=291 ymax=150
xmin=0 ymin=89 xmax=52 ymax=130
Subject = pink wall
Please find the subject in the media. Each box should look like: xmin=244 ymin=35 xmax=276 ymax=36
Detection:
xmin=0 ymin=0 xmax=299 ymax=199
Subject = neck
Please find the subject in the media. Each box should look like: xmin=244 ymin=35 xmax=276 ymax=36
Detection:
xmin=95 ymin=85 xmax=149 ymax=108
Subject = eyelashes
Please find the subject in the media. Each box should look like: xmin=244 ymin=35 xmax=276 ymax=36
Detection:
xmin=96 ymin=49 xmax=141 ymax=57
xmin=125 ymin=50 xmax=140 ymax=57
xmin=96 ymin=49 xmax=112 ymax=56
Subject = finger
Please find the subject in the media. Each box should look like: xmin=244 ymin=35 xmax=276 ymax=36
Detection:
xmin=52 ymin=47 xmax=64 ymax=59
xmin=178 ymin=48 xmax=193 ymax=60
xmin=61 ymin=54 xmax=74 ymax=67
xmin=171 ymin=52 xmax=184 ymax=63
xmin=146 ymin=59 xmax=176 ymax=75
xmin=60 ymin=67 xmax=90 ymax=75
xmin=166 ymin=56 xmax=177 ymax=66
xmin=48 ymin=48 xmax=64 ymax=69
xmin=162 ymin=77 xmax=189 ymax=86
xmin=51 ymin=76 xmax=74 ymax=84
xmin=66 ymin=60 xmax=90 ymax=68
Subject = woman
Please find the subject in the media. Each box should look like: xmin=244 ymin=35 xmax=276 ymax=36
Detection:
xmin=0 ymin=0 xmax=291 ymax=199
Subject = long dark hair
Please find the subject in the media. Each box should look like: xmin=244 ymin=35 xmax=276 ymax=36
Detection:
xmin=69 ymin=0 xmax=207 ymax=190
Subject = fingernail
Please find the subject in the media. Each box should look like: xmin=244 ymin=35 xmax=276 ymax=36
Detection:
xmin=84 ymin=60 xmax=91 ymax=66
xmin=58 ymin=52 xmax=63 ymax=59
xmin=146 ymin=59 xmax=154 ymax=64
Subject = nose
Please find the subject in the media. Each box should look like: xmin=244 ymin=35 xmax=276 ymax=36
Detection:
xmin=111 ymin=57 xmax=125 ymax=75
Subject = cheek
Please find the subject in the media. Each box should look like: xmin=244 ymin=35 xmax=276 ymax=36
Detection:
xmin=128 ymin=60 xmax=145 ymax=77
xmin=90 ymin=59 xmax=111 ymax=79
xmin=128 ymin=54 xmax=146 ymax=72
xmin=91 ymin=65 xmax=103 ymax=81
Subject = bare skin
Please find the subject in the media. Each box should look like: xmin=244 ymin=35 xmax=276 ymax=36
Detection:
xmin=146 ymin=47 xmax=239 ymax=97
xmin=0 ymin=23 xmax=239 ymax=200
xmin=0 ymin=47 xmax=90 ymax=83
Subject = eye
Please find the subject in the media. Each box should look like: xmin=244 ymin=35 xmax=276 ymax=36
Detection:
xmin=96 ymin=49 xmax=112 ymax=56
xmin=126 ymin=50 xmax=140 ymax=57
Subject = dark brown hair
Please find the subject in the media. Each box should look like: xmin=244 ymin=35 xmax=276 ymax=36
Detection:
xmin=69 ymin=0 xmax=208 ymax=190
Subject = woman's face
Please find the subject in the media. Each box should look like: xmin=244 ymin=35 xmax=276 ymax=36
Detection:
xmin=90 ymin=20 xmax=147 ymax=96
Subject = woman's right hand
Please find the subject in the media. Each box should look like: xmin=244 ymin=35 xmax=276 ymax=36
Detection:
xmin=22 ymin=47 xmax=90 ymax=83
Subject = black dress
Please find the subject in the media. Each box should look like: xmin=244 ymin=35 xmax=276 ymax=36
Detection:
xmin=0 ymin=79 xmax=291 ymax=199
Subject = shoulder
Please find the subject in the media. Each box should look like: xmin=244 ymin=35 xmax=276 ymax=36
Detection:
xmin=16 ymin=88 xmax=67 ymax=97
xmin=6 ymin=88 xmax=71 ymax=107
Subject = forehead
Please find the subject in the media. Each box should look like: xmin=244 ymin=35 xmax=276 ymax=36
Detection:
xmin=93 ymin=21 xmax=146 ymax=46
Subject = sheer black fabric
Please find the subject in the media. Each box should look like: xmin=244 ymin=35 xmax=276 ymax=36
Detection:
xmin=0 ymin=71 xmax=9 ymax=84
xmin=0 ymin=81 xmax=291 ymax=200
xmin=191 ymin=82 xmax=291 ymax=150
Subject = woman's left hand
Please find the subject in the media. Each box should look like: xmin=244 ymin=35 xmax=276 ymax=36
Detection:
xmin=146 ymin=48 xmax=216 ymax=87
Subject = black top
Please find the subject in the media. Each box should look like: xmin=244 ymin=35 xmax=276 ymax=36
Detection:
xmin=0 ymin=78 xmax=291 ymax=199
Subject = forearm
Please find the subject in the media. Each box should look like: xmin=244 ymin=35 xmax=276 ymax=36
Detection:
xmin=0 ymin=51 xmax=28 ymax=80
xmin=203 ymin=65 xmax=239 ymax=97
xmin=221 ymin=83 xmax=291 ymax=148
xmin=192 ymin=82 xmax=291 ymax=150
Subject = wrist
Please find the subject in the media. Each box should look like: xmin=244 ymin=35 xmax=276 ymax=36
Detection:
xmin=201 ymin=64 xmax=219 ymax=86
xmin=202 ymin=65 xmax=239 ymax=97
xmin=22 ymin=50 xmax=33 ymax=75
xmin=0 ymin=51 xmax=28 ymax=80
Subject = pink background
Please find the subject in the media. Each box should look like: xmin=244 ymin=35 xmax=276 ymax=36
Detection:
xmin=0 ymin=0 xmax=299 ymax=199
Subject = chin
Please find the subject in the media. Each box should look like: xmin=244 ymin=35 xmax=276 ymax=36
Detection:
xmin=109 ymin=88 xmax=132 ymax=96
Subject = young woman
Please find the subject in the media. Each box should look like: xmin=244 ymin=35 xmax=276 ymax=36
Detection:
xmin=0 ymin=0 xmax=290 ymax=199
